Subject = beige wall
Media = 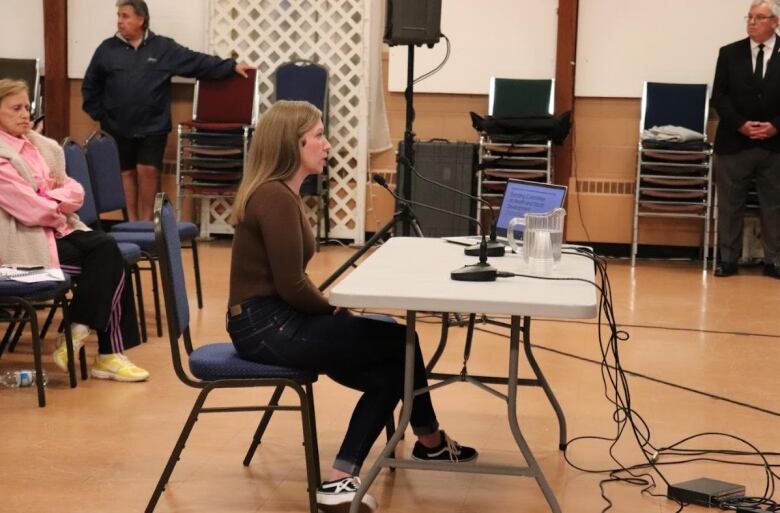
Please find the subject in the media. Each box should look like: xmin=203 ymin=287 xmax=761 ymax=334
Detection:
xmin=369 ymin=52 xmax=715 ymax=246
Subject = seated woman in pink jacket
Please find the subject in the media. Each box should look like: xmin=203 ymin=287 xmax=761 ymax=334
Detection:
xmin=0 ymin=78 xmax=148 ymax=382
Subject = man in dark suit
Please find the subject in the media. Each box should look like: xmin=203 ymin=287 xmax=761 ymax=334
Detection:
xmin=712 ymin=0 xmax=780 ymax=279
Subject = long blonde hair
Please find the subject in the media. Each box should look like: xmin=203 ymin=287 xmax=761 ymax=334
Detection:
xmin=230 ymin=100 xmax=322 ymax=224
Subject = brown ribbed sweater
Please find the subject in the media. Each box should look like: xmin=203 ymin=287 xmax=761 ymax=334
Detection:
xmin=228 ymin=180 xmax=334 ymax=314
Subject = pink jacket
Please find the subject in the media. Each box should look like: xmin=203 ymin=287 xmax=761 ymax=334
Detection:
xmin=0 ymin=129 xmax=86 ymax=267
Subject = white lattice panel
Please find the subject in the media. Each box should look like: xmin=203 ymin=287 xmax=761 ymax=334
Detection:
xmin=209 ymin=0 xmax=368 ymax=243
xmin=199 ymin=196 xmax=235 ymax=238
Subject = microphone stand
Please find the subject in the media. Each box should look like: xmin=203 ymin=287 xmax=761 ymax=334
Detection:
xmin=319 ymin=193 xmax=423 ymax=291
xmin=320 ymin=42 xmax=423 ymax=291
xmin=397 ymin=154 xmax=505 ymax=257
xmin=374 ymin=176 xmax=497 ymax=282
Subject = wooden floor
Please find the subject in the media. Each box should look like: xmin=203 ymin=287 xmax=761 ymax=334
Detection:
xmin=1 ymin=240 xmax=779 ymax=513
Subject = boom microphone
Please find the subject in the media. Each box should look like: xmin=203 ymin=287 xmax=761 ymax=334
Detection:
xmin=372 ymin=174 xmax=497 ymax=281
xmin=396 ymin=153 xmax=505 ymax=257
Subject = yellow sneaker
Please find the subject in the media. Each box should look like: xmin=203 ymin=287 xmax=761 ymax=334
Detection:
xmin=52 ymin=325 xmax=90 ymax=372
xmin=91 ymin=353 xmax=150 ymax=382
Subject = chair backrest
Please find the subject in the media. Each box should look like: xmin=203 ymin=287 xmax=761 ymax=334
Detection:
xmin=489 ymin=77 xmax=555 ymax=117
xmin=641 ymin=81 xmax=709 ymax=136
xmin=0 ymin=58 xmax=42 ymax=118
xmin=274 ymin=60 xmax=330 ymax=197
xmin=154 ymin=193 xmax=189 ymax=344
xmin=192 ymin=68 xmax=259 ymax=125
xmin=273 ymin=60 xmax=329 ymax=115
xmin=62 ymin=138 xmax=99 ymax=227
xmin=84 ymin=130 xmax=128 ymax=215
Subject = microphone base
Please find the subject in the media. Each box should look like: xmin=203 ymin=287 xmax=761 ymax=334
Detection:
xmin=451 ymin=262 xmax=498 ymax=282
xmin=465 ymin=241 xmax=506 ymax=258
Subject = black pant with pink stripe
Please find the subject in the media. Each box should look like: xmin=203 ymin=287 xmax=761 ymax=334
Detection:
xmin=55 ymin=230 xmax=140 ymax=354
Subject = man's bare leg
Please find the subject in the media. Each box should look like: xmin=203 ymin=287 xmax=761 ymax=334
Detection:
xmin=137 ymin=164 xmax=160 ymax=221
xmin=121 ymin=169 xmax=139 ymax=221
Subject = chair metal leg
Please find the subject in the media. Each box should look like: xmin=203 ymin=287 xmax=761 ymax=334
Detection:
xmin=132 ymin=263 xmax=148 ymax=342
xmin=39 ymin=297 xmax=60 ymax=341
xmin=243 ymin=386 xmax=285 ymax=466
xmin=17 ymin=301 xmax=47 ymax=407
xmin=79 ymin=344 xmax=88 ymax=380
xmin=60 ymin=299 xmax=77 ymax=389
xmin=145 ymin=386 xmax=212 ymax=513
xmin=190 ymin=240 xmax=203 ymax=309
xmin=0 ymin=309 xmax=18 ymax=357
xmin=149 ymin=258 xmax=162 ymax=337
xmin=293 ymin=383 xmax=320 ymax=513
xmin=8 ymin=313 xmax=27 ymax=352
xmin=385 ymin=414 xmax=397 ymax=466
xmin=305 ymin=383 xmax=321 ymax=483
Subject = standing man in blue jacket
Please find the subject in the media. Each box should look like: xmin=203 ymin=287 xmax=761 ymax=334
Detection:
xmin=82 ymin=0 xmax=251 ymax=221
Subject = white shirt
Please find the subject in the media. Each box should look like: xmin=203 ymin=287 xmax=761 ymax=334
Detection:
xmin=751 ymin=35 xmax=776 ymax=77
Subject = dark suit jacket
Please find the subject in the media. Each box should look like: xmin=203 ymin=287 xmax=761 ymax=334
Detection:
xmin=712 ymin=36 xmax=780 ymax=154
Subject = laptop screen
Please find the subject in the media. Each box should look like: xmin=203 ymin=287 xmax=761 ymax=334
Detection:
xmin=494 ymin=179 xmax=567 ymax=238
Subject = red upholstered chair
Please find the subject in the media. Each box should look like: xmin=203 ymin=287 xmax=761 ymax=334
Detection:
xmin=176 ymin=69 xmax=259 ymax=238
xmin=182 ymin=68 xmax=259 ymax=129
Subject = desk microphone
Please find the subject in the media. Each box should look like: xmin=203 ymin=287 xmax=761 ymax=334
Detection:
xmin=397 ymin=154 xmax=505 ymax=258
xmin=372 ymin=174 xmax=497 ymax=281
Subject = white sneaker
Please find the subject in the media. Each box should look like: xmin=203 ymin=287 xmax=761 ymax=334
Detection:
xmin=51 ymin=325 xmax=90 ymax=372
xmin=316 ymin=476 xmax=378 ymax=513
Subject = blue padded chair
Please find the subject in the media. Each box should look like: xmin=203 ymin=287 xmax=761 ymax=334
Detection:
xmin=61 ymin=139 xmax=150 ymax=341
xmin=84 ymin=131 xmax=166 ymax=336
xmin=273 ymin=60 xmax=330 ymax=244
xmin=641 ymin=82 xmax=709 ymax=138
xmin=0 ymin=277 xmax=78 ymax=407
xmin=84 ymin=130 xmax=202 ymax=309
xmin=632 ymin=82 xmax=713 ymax=269
xmin=147 ymin=193 xmax=321 ymax=513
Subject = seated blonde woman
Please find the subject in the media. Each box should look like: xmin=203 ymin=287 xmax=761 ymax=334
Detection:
xmin=0 ymin=78 xmax=148 ymax=382
xmin=227 ymin=100 xmax=477 ymax=512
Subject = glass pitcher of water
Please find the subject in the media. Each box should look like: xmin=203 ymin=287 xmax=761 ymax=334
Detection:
xmin=506 ymin=208 xmax=566 ymax=273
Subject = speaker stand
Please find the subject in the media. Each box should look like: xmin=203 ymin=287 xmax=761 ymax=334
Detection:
xmin=319 ymin=202 xmax=423 ymax=291
xmin=319 ymin=44 xmax=421 ymax=291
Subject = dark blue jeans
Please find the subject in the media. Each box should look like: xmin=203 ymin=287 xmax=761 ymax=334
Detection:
xmin=226 ymin=296 xmax=439 ymax=475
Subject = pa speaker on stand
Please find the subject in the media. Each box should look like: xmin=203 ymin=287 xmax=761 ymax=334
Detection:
xmin=384 ymin=0 xmax=442 ymax=48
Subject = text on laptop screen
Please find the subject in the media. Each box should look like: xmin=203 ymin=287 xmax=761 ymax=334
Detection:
xmin=495 ymin=180 xmax=567 ymax=238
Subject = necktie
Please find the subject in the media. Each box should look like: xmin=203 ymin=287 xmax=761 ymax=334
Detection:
xmin=755 ymin=43 xmax=765 ymax=81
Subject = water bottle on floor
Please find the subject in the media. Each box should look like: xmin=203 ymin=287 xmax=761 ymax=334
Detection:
xmin=1 ymin=370 xmax=47 ymax=388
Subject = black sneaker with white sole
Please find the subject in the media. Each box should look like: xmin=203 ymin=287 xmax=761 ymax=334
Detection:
xmin=411 ymin=430 xmax=478 ymax=463
xmin=316 ymin=476 xmax=378 ymax=513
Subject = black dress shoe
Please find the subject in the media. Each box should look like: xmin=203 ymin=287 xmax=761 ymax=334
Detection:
xmin=714 ymin=262 xmax=738 ymax=277
xmin=763 ymin=262 xmax=780 ymax=279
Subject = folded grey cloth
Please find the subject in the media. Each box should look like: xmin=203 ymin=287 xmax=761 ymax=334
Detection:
xmin=642 ymin=125 xmax=704 ymax=142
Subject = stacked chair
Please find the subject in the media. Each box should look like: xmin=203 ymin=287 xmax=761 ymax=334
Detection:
xmin=472 ymin=78 xmax=566 ymax=224
xmin=631 ymin=81 xmax=713 ymax=269
xmin=176 ymin=69 xmax=259 ymax=237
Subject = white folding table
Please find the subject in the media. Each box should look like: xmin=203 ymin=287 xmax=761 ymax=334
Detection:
xmin=329 ymin=237 xmax=598 ymax=513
